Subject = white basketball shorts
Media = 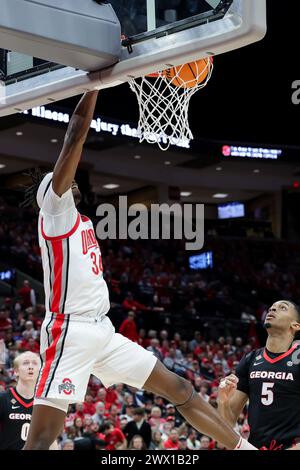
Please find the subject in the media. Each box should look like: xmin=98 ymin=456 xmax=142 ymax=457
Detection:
xmin=34 ymin=313 xmax=157 ymax=410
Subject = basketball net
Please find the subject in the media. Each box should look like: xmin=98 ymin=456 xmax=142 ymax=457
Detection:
xmin=129 ymin=58 xmax=213 ymax=151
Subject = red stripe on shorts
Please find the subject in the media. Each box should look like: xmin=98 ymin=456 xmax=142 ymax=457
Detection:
xmin=35 ymin=316 xmax=64 ymax=397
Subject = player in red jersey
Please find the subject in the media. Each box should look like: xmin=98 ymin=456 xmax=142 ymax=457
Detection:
xmin=22 ymin=91 xmax=255 ymax=450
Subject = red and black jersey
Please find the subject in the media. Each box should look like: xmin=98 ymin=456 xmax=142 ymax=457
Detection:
xmin=0 ymin=387 xmax=33 ymax=450
xmin=236 ymin=342 xmax=300 ymax=450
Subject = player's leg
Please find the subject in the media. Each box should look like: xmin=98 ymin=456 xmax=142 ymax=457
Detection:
xmin=23 ymin=401 xmax=67 ymax=450
xmin=25 ymin=317 xmax=98 ymax=450
xmin=93 ymin=326 xmax=254 ymax=449
xmin=143 ymin=360 xmax=241 ymax=449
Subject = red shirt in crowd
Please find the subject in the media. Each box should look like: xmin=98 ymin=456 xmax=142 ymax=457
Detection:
xmin=18 ymin=286 xmax=32 ymax=308
xmin=119 ymin=319 xmax=139 ymax=342
xmin=20 ymin=339 xmax=39 ymax=353
xmin=105 ymin=388 xmax=119 ymax=406
xmin=105 ymin=428 xmax=126 ymax=450
xmin=0 ymin=317 xmax=12 ymax=333
xmin=163 ymin=439 xmax=179 ymax=450
xmin=82 ymin=401 xmax=96 ymax=416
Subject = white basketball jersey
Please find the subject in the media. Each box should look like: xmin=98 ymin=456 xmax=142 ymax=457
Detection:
xmin=38 ymin=212 xmax=110 ymax=317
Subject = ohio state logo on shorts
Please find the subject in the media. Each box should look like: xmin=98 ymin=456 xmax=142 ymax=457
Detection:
xmin=58 ymin=378 xmax=75 ymax=395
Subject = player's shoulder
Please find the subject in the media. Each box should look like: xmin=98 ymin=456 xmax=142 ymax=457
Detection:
xmin=241 ymin=348 xmax=264 ymax=365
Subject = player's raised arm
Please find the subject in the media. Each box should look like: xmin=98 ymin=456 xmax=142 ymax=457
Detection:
xmin=52 ymin=90 xmax=99 ymax=197
xmin=217 ymin=374 xmax=248 ymax=427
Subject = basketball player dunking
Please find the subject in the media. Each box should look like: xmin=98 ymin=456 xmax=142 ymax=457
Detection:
xmin=22 ymin=91 xmax=255 ymax=450
xmin=218 ymin=300 xmax=300 ymax=450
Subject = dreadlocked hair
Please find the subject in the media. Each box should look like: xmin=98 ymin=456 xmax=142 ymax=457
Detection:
xmin=19 ymin=168 xmax=46 ymax=210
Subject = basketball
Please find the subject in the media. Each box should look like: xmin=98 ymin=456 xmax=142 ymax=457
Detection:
xmin=164 ymin=58 xmax=212 ymax=89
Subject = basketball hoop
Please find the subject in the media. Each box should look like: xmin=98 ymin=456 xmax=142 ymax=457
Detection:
xmin=129 ymin=57 xmax=213 ymax=151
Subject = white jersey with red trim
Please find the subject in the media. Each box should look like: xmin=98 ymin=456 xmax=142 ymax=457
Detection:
xmin=37 ymin=183 xmax=110 ymax=317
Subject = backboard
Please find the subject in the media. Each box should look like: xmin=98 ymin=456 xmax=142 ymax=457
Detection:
xmin=0 ymin=0 xmax=266 ymax=116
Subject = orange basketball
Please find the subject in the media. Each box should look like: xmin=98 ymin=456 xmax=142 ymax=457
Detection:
xmin=164 ymin=58 xmax=212 ymax=89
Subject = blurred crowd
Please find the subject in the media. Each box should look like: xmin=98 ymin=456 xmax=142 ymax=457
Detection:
xmin=1 ymin=293 xmax=252 ymax=450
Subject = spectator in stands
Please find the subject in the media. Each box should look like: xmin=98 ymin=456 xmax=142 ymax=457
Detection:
xmin=95 ymin=387 xmax=107 ymax=405
xmin=83 ymin=415 xmax=93 ymax=434
xmin=4 ymin=329 xmax=15 ymax=351
xmin=66 ymin=426 xmax=77 ymax=442
xmin=178 ymin=435 xmax=188 ymax=450
xmin=163 ymin=429 xmax=179 ymax=450
xmin=119 ymin=416 xmax=129 ymax=431
xmin=187 ymin=429 xmax=201 ymax=450
xmin=153 ymin=395 xmax=165 ymax=409
xmin=107 ymin=403 xmax=120 ymax=428
xmin=105 ymin=385 xmax=121 ymax=408
xmin=128 ymin=434 xmax=147 ymax=450
xmin=61 ymin=439 xmax=75 ymax=450
xmin=0 ymin=308 xmax=12 ymax=333
xmin=22 ymin=320 xmax=38 ymax=341
xmin=199 ymin=383 xmax=210 ymax=402
xmin=188 ymin=331 xmax=202 ymax=352
xmin=200 ymin=357 xmax=215 ymax=380
xmin=102 ymin=421 xmax=127 ymax=450
xmin=18 ymin=280 xmax=36 ymax=310
xmin=161 ymin=421 xmax=174 ymax=442
xmin=165 ymin=403 xmax=182 ymax=427
xmin=199 ymin=435 xmax=211 ymax=450
xmin=148 ymin=406 xmax=166 ymax=430
xmin=149 ymin=430 xmax=164 ymax=450
xmin=119 ymin=311 xmax=139 ymax=342
xmin=73 ymin=417 xmax=84 ymax=438
xmin=122 ymin=292 xmax=149 ymax=313
xmin=21 ymin=337 xmax=39 ymax=353
xmin=82 ymin=392 xmax=96 ymax=416
xmin=163 ymin=347 xmax=186 ymax=376
xmin=114 ymin=383 xmax=125 ymax=406
xmin=138 ymin=329 xmax=150 ymax=348
xmin=92 ymin=402 xmax=106 ymax=427
xmin=121 ymin=403 xmax=135 ymax=422
xmin=74 ymin=403 xmax=85 ymax=420
xmin=146 ymin=338 xmax=163 ymax=361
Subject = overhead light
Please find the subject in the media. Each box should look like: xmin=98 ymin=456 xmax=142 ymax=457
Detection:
xmin=16 ymin=131 xmax=23 ymax=136
xmin=0 ymin=164 xmax=6 ymax=169
xmin=253 ymin=169 xmax=260 ymax=173
xmin=51 ymin=138 xmax=58 ymax=143
xmin=213 ymin=193 xmax=228 ymax=199
xmin=102 ymin=184 xmax=120 ymax=190
xmin=134 ymin=155 xmax=141 ymax=160
xmin=180 ymin=191 xmax=192 ymax=197
xmin=164 ymin=161 xmax=171 ymax=165
xmin=216 ymin=166 xmax=222 ymax=171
